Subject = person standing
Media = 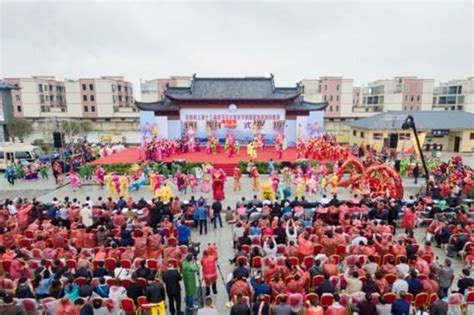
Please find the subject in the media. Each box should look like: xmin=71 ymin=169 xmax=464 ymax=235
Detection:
xmin=413 ymin=163 xmax=420 ymax=184
xmin=182 ymin=254 xmax=200 ymax=310
xmin=196 ymin=202 xmax=208 ymax=235
xmin=391 ymin=291 xmax=411 ymax=315
xmin=233 ymin=166 xmax=242 ymax=192
xmin=231 ymin=293 xmax=251 ymax=315
xmin=438 ymin=258 xmax=454 ymax=295
xmin=162 ymin=263 xmax=183 ymax=315
xmin=145 ymin=275 xmax=165 ymax=304
xmin=211 ymin=200 xmax=223 ymax=229
xmin=5 ymin=163 xmax=15 ymax=186
xmin=177 ymin=219 xmax=191 ymax=246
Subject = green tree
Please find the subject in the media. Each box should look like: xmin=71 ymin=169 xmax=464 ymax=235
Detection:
xmin=60 ymin=120 xmax=93 ymax=143
xmin=6 ymin=117 xmax=33 ymax=143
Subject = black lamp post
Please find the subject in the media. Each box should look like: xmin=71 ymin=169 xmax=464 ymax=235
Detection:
xmin=401 ymin=115 xmax=430 ymax=190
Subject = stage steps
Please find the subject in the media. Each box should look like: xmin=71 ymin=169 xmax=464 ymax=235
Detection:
xmin=213 ymin=163 xmax=237 ymax=176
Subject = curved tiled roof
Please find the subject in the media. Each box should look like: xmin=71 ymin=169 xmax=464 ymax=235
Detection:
xmin=347 ymin=111 xmax=474 ymax=130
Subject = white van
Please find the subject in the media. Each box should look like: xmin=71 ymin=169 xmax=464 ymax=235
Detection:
xmin=0 ymin=143 xmax=44 ymax=170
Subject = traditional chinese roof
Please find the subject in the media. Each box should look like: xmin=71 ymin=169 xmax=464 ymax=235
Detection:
xmin=0 ymin=81 xmax=20 ymax=90
xmin=347 ymin=110 xmax=474 ymax=130
xmin=135 ymin=75 xmax=328 ymax=112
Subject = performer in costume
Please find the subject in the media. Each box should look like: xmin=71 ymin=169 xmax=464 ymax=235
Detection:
xmin=201 ymin=164 xmax=213 ymax=193
xmin=275 ymin=132 xmax=284 ymax=159
xmin=247 ymin=141 xmax=258 ymax=161
xmin=155 ymin=183 xmax=173 ymax=202
xmin=269 ymin=171 xmax=280 ymax=192
xmin=295 ymin=176 xmax=304 ymax=199
xmin=330 ymin=173 xmax=339 ymax=195
xmin=188 ymin=173 xmax=197 ymax=193
xmin=225 ymin=134 xmax=237 ymax=158
xmin=212 ymin=169 xmax=226 ymax=201
xmin=95 ymin=166 xmax=105 ymax=188
xmin=112 ymin=174 xmax=121 ymax=197
xmin=105 ymin=174 xmax=115 ymax=196
xmin=120 ymin=175 xmax=130 ymax=197
xmin=70 ymin=170 xmax=81 ymax=191
xmin=233 ymin=166 xmax=242 ymax=192
xmin=250 ymin=165 xmax=260 ymax=192
xmin=320 ymin=175 xmax=327 ymax=196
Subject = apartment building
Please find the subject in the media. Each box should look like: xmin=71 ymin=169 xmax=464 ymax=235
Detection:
xmin=298 ymin=76 xmax=354 ymax=118
xmin=140 ymin=76 xmax=192 ymax=102
xmin=4 ymin=76 xmax=137 ymax=119
xmin=432 ymin=77 xmax=474 ymax=113
xmin=352 ymin=76 xmax=434 ymax=115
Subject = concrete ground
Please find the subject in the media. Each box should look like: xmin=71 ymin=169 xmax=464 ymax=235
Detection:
xmin=0 ymin=168 xmax=469 ymax=314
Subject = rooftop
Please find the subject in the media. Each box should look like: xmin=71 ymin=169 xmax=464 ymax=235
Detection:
xmin=164 ymin=75 xmax=301 ymax=101
xmin=0 ymin=81 xmax=20 ymax=90
xmin=347 ymin=111 xmax=474 ymax=130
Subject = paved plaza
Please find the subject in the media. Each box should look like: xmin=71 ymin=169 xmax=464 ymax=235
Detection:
xmin=1 ymin=169 xmax=469 ymax=314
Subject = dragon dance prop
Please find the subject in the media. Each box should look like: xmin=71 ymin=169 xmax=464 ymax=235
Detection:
xmin=336 ymin=156 xmax=404 ymax=198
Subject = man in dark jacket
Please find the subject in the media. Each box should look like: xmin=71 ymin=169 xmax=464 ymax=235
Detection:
xmin=211 ymin=200 xmax=223 ymax=229
xmin=391 ymin=291 xmax=411 ymax=315
xmin=230 ymin=293 xmax=251 ymax=315
xmin=126 ymin=274 xmax=144 ymax=304
xmin=457 ymin=268 xmax=474 ymax=295
xmin=430 ymin=290 xmax=448 ymax=315
xmin=145 ymin=275 xmax=165 ymax=303
xmin=162 ymin=264 xmax=183 ymax=315
xmin=316 ymin=273 xmax=335 ymax=296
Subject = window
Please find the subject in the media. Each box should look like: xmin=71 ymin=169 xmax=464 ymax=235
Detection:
xmin=324 ymin=84 xmax=327 ymax=90
xmin=90 ymin=95 xmax=95 ymax=101
xmin=336 ymin=84 xmax=340 ymax=91
xmin=404 ymin=106 xmax=407 ymax=111
xmin=353 ymin=130 xmax=357 ymax=136
xmin=38 ymin=84 xmax=43 ymax=92
xmin=405 ymin=95 xmax=408 ymax=101
xmin=0 ymin=151 xmax=3 ymax=159
xmin=45 ymin=95 xmax=49 ymax=101
xmin=118 ymin=85 xmax=122 ymax=91
xmin=448 ymin=86 xmax=458 ymax=95
xmin=84 ymin=106 xmax=89 ymax=112
xmin=458 ymin=95 xmax=465 ymax=104
xmin=113 ymin=95 xmax=117 ymax=103
xmin=15 ymin=95 xmax=20 ymax=101
xmin=119 ymin=96 xmax=123 ymax=102
xmin=89 ymin=84 xmax=94 ymax=90
xmin=17 ymin=106 xmax=22 ymax=112
xmin=330 ymin=95 xmax=333 ymax=101
xmin=336 ymin=106 xmax=339 ymax=111
xmin=15 ymin=151 xmax=31 ymax=159
xmin=324 ymin=96 xmax=327 ymax=101
xmin=39 ymin=95 xmax=45 ymax=103
xmin=360 ymin=131 xmax=365 ymax=138
xmin=83 ymin=95 xmax=87 ymax=101
xmin=112 ymin=84 xmax=116 ymax=92
xmin=438 ymin=96 xmax=447 ymax=104
xmin=410 ymin=106 xmax=413 ymax=111
xmin=329 ymin=106 xmax=333 ymax=112
xmin=49 ymin=85 xmax=53 ymax=91
xmin=470 ymin=133 xmax=474 ymax=140
xmin=417 ymin=95 xmax=420 ymax=101
xmin=82 ymin=84 xmax=87 ymax=90
xmin=336 ymin=95 xmax=339 ymax=101
xmin=367 ymin=97 xmax=373 ymax=105
xmin=411 ymin=96 xmax=414 ymax=101
xmin=91 ymin=106 xmax=96 ymax=112
xmin=380 ymin=96 xmax=384 ymax=104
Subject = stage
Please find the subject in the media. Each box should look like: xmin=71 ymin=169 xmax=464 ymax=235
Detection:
xmin=93 ymin=146 xmax=300 ymax=174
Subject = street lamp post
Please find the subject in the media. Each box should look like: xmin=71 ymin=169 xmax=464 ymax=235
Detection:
xmin=401 ymin=115 xmax=430 ymax=193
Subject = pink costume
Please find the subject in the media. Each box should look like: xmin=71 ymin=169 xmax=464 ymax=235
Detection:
xmin=70 ymin=171 xmax=80 ymax=190
xmin=95 ymin=167 xmax=105 ymax=187
xmin=212 ymin=169 xmax=226 ymax=201
xmin=188 ymin=174 xmax=197 ymax=192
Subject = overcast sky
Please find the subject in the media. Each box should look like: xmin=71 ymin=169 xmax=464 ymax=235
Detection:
xmin=1 ymin=0 xmax=472 ymax=99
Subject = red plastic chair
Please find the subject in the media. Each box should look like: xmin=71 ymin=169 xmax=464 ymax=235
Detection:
xmin=25 ymin=230 xmax=34 ymax=239
xmin=137 ymin=296 xmax=149 ymax=311
xmin=405 ymin=293 xmax=414 ymax=303
xmin=106 ymin=278 xmax=116 ymax=287
xmin=413 ymin=292 xmax=428 ymax=310
xmin=105 ymin=257 xmax=117 ymax=272
xmin=288 ymin=256 xmax=299 ymax=267
xmin=66 ymin=259 xmax=77 ymax=270
xmin=137 ymin=278 xmax=147 ymax=288
xmin=237 ymin=256 xmax=248 ymax=266
xmin=120 ymin=259 xmax=132 ymax=269
xmin=313 ymin=244 xmax=323 ymax=255
xmin=384 ymin=292 xmax=396 ymax=304
xmin=329 ymin=254 xmax=340 ymax=264
xmin=146 ymin=259 xmax=159 ymax=271
xmin=252 ymin=256 xmax=262 ymax=269
xmin=336 ymin=244 xmax=346 ymax=256
xmin=384 ymin=273 xmax=397 ymax=285
xmin=120 ymin=297 xmax=137 ymax=313
xmin=121 ymin=278 xmax=132 ymax=288
xmin=466 ymin=291 xmax=474 ymax=304
xmin=421 ymin=254 xmax=433 ymax=263
xmin=167 ymin=237 xmax=177 ymax=247
xmin=312 ymin=275 xmax=324 ymax=288
xmin=382 ymin=254 xmax=394 ymax=265
xmin=305 ymin=293 xmax=318 ymax=304
xmin=168 ymin=258 xmax=179 ymax=268
xmin=92 ymin=260 xmax=103 ymax=269
xmin=241 ymin=244 xmax=251 ymax=254
xmin=418 ymin=273 xmax=428 ymax=281
xmin=303 ymin=256 xmax=315 ymax=269
xmin=1 ymin=260 xmax=12 ymax=274
xmin=21 ymin=298 xmax=38 ymax=313
xmin=277 ymin=244 xmax=286 ymax=255
xmin=320 ymin=293 xmax=334 ymax=308
xmin=75 ymin=277 xmax=88 ymax=286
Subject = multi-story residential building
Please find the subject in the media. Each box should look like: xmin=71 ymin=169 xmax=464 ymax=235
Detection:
xmin=299 ymin=76 xmax=354 ymax=119
xmin=352 ymin=76 xmax=434 ymax=115
xmin=432 ymin=77 xmax=474 ymax=113
xmin=140 ymin=76 xmax=192 ymax=102
xmin=4 ymin=76 xmax=136 ymax=119
xmin=5 ymin=76 xmax=67 ymax=118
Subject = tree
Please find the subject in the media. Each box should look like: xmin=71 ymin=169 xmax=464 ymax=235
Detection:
xmin=6 ymin=117 xmax=33 ymax=143
xmin=60 ymin=120 xmax=93 ymax=143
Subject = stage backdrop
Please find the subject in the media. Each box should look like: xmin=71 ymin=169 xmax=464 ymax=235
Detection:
xmin=296 ymin=111 xmax=324 ymax=140
xmin=180 ymin=108 xmax=286 ymax=144
xmin=139 ymin=111 xmax=168 ymax=143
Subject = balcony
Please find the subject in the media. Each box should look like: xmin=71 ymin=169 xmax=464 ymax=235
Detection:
xmin=352 ymin=105 xmax=384 ymax=113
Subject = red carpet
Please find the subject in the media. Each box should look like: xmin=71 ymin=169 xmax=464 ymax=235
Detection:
xmin=93 ymin=147 xmax=299 ymax=174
